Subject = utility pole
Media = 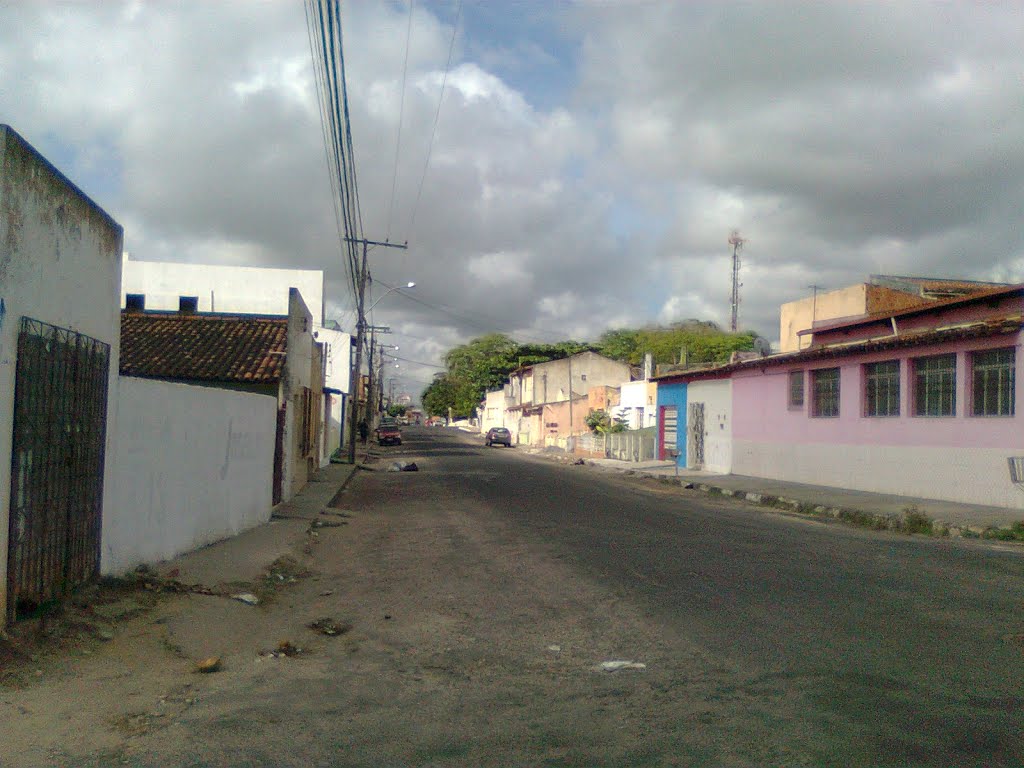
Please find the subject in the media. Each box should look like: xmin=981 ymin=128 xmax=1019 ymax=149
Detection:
xmin=345 ymin=238 xmax=407 ymax=464
xmin=366 ymin=325 xmax=377 ymax=418
xmin=728 ymin=230 xmax=746 ymax=332
xmin=567 ymin=353 xmax=574 ymax=452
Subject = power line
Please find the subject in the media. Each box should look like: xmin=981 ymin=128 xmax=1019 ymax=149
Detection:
xmin=385 ymin=0 xmax=414 ymax=242
xmin=391 ymin=353 xmax=446 ymax=369
xmin=386 ymin=288 xmax=571 ymax=344
xmin=306 ymin=0 xmax=364 ymax=305
xmin=407 ymin=0 xmax=462 ymax=237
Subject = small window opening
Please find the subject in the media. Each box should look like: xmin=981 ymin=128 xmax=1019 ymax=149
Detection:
xmin=125 ymin=294 xmax=145 ymax=311
xmin=179 ymin=296 xmax=199 ymax=313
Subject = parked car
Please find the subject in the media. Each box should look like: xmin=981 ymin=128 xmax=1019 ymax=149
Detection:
xmin=485 ymin=427 xmax=512 ymax=447
xmin=376 ymin=423 xmax=402 ymax=446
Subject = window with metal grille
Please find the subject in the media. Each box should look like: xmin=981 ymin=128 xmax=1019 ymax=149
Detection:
xmin=811 ymin=368 xmax=840 ymax=418
xmin=971 ymin=348 xmax=1015 ymax=416
xmin=864 ymin=360 xmax=900 ymax=417
xmin=788 ymin=370 xmax=804 ymax=409
xmin=913 ymin=353 xmax=956 ymax=416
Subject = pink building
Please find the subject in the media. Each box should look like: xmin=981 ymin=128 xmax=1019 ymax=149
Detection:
xmin=729 ymin=284 xmax=1024 ymax=508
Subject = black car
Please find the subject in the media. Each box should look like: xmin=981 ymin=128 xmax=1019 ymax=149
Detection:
xmin=485 ymin=427 xmax=512 ymax=447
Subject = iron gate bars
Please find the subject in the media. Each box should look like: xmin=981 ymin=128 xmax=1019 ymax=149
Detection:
xmin=7 ymin=317 xmax=110 ymax=621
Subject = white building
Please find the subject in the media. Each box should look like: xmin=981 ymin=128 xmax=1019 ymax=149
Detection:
xmin=685 ymin=378 xmax=733 ymax=474
xmin=315 ymin=324 xmax=351 ymax=464
xmin=612 ymin=379 xmax=658 ymax=431
xmin=121 ymin=254 xmax=350 ymax=465
xmin=121 ymin=253 xmax=324 ymax=322
xmin=0 ymin=125 xmax=124 ymax=624
xmin=480 ymin=389 xmax=510 ymax=435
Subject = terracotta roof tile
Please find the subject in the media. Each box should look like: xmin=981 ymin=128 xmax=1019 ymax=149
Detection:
xmin=120 ymin=311 xmax=288 ymax=384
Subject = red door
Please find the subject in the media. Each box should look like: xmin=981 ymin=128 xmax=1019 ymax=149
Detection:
xmin=658 ymin=405 xmax=678 ymax=461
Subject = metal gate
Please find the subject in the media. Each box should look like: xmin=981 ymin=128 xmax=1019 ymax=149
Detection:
xmin=272 ymin=405 xmax=286 ymax=505
xmin=688 ymin=402 xmax=705 ymax=470
xmin=7 ymin=318 xmax=110 ymax=621
xmin=660 ymin=405 xmax=678 ymax=460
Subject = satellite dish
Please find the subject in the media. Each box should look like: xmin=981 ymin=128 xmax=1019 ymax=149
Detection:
xmin=753 ymin=337 xmax=772 ymax=357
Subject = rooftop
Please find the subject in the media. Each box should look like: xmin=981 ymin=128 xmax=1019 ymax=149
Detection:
xmin=798 ymin=283 xmax=1024 ymax=337
xmin=656 ymin=315 xmax=1024 ymax=382
xmin=120 ymin=311 xmax=288 ymax=384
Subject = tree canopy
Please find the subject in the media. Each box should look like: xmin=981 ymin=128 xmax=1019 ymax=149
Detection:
xmin=595 ymin=322 xmax=759 ymax=368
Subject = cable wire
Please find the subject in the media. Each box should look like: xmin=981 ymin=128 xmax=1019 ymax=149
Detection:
xmin=407 ymin=0 xmax=462 ymax=237
xmin=385 ymin=0 xmax=414 ymax=241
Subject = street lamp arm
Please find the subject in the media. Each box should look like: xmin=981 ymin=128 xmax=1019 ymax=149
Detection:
xmin=366 ymin=282 xmax=415 ymax=314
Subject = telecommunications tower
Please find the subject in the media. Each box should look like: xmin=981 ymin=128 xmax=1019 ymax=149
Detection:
xmin=728 ymin=230 xmax=746 ymax=332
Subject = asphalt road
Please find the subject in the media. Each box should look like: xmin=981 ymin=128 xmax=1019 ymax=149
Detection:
xmin=33 ymin=424 xmax=1024 ymax=768
xmin=361 ymin=427 xmax=1024 ymax=766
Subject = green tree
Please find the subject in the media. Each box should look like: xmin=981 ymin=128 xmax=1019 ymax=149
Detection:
xmin=421 ymin=376 xmax=457 ymax=418
xmin=585 ymin=409 xmax=628 ymax=434
xmin=595 ymin=329 xmax=643 ymax=364
xmin=597 ymin=323 xmax=758 ymax=368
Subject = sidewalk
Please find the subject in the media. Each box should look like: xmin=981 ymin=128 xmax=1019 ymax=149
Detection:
xmin=585 ymin=457 xmax=1024 ymax=536
xmin=163 ymin=459 xmax=361 ymax=585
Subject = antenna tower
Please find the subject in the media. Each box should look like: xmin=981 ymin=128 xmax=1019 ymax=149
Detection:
xmin=728 ymin=230 xmax=746 ymax=331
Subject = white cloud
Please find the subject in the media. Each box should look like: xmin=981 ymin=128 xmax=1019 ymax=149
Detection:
xmin=4 ymin=0 xmax=1024 ymax=398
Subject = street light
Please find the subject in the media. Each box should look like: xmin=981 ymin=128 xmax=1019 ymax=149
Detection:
xmin=366 ymin=281 xmax=415 ymax=313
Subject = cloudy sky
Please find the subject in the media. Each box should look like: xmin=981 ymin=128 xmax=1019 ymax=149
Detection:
xmin=4 ymin=1 xmax=1024 ymax=398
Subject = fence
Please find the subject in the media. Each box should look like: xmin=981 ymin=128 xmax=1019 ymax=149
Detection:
xmin=575 ymin=428 xmax=656 ymax=462
xmin=606 ymin=427 xmax=657 ymax=462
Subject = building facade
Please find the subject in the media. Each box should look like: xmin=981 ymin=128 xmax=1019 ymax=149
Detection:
xmin=0 ymin=125 xmax=124 ymax=623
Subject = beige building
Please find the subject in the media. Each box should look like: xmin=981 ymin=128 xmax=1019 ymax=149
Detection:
xmin=779 ymin=275 xmax=1008 ymax=352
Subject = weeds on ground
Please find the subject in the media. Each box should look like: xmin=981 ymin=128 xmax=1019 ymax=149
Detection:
xmin=836 ymin=508 xmax=890 ymax=531
xmin=898 ymin=505 xmax=934 ymax=535
xmin=983 ymin=521 xmax=1024 ymax=541
xmin=254 ymin=555 xmax=314 ymax=602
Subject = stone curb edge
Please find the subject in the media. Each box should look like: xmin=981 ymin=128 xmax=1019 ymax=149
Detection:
xmin=615 ymin=469 xmax=1021 ymax=541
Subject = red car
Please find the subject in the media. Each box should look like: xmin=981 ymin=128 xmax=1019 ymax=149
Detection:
xmin=376 ymin=424 xmax=402 ymax=446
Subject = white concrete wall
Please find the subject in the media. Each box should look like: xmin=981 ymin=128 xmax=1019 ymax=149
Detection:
xmin=0 ymin=125 xmax=123 ymax=622
xmin=104 ymin=378 xmax=275 ymax=574
xmin=282 ymin=288 xmax=315 ymax=501
xmin=686 ymin=379 xmax=733 ymax=473
xmin=320 ymin=392 xmax=345 ymax=467
xmin=122 ymin=253 xmax=325 ymax=324
xmin=733 ymin=440 xmax=1024 ymax=510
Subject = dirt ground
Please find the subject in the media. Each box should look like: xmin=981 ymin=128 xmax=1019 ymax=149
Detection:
xmin=1 ymin=474 xmax=721 ymax=767
xmin=4 ymin=431 xmax=1023 ymax=766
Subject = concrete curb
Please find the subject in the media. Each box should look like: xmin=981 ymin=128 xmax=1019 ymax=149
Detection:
xmin=615 ymin=469 xmax=1021 ymax=542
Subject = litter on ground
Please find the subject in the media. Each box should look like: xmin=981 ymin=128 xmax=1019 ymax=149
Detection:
xmin=308 ymin=617 xmax=352 ymax=636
